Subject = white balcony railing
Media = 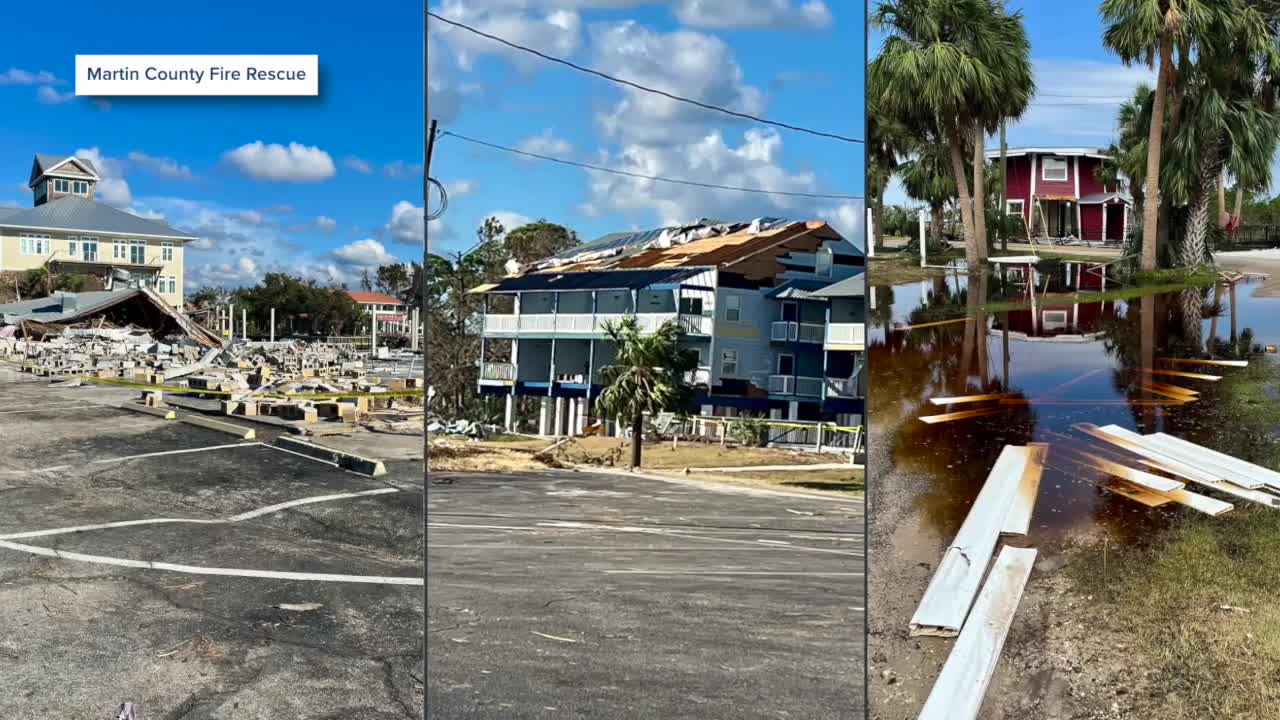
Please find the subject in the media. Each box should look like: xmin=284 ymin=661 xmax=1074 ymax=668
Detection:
xmin=483 ymin=312 xmax=711 ymax=336
xmin=768 ymin=374 xmax=824 ymax=396
xmin=770 ymin=321 xmax=825 ymax=343
xmin=480 ymin=362 xmax=515 ymax=382
xmin=825 ymin=322 xmax=866 ymax=347
xmin=685 ymin=366 xmax=712 ymax=385
xmin=825 ymin=376 xmax=860 ymax=398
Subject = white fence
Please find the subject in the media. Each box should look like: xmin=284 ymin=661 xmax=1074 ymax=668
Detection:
xmin=825 ymin=322 xmax=866 ymax=346
xmin=770 ymin=321 xmax=825 ymax=343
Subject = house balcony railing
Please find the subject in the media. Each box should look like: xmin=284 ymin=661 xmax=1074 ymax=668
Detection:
xmin=482 ymin=312 xmax=712 ymax=337
xmin=824 ymin=376 xmax=861 ymax=398
xmin=768 ymin=374 xmax=824 ymax=397
xmin=480 ymin=362 xmax=516 ymax=382
xmin=555 ymin=371 xmax=588 ymax=384
xmin=685 ymin=366 xmax=712 ymax=386
xmin=825 ymin=322 xmax=866 ymax=347
xmin=770 ymin=321 xmax=825 ymax=344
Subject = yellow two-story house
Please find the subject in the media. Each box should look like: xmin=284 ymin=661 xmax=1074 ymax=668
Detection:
xmin=0 ymin=154 xmax=193 ymax=309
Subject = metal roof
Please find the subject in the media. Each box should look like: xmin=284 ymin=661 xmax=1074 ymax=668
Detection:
xmin=30 ymin=154 xmax=100 ymax=185
xmin=0 ymin=207 xmax=21 ymax=221
xmin=765 ymin=278 xmax=832 ymax=301
xmin=0 ymin=195 xmax=197 ymax=240
xmin=483 ymin=267 xmax=703 ymax=293
xmin=983 ymin=147 xmax=1112 ymax=160
xmin=809 ymin=272 xmax=865 ymax=298
xmin=0 ymin=289 xmax=137 ymax=324
xmin=1078 ymin=191 xmax=1132 ymax=205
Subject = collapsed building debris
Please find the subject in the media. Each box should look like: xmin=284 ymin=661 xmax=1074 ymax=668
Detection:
xmin=0 ymin=288 xmax=423 ymax=434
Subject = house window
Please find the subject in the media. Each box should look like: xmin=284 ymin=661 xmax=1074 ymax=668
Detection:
xmin=129 ymin=240 xmax=145 ymax=264
xmin=724 ymin=294 xmax=741 ymax=322
xmin=679 ymin=296 xmax=704 ymax=315
xmin=815 ymin=247 xmax=833 ymax=278
xmin=53 ymin=179 xmax=69 ymax=193
xmin=158 ymin=276 xmax=177 ymax=294
xmin=73 ymin=180 xmax=88 ymax=195
xmin=81 ymin=237 xmax=98 ymax=261
xmin=68 ymin=238 xmax=79 ymax=258
xmin=161 ymin=241 xmax=174 ymax=262
xmin=721 ymin=349 xmax=739 ymax=377
xmin=1042 ymin=157 xmax=1068 ymax=182
xmin=1006 ymin=199 xmax=1025 ymax=217
xmin=19 ymin=234 xmax=49 ymax=255
xmin=777 ymin=353 xmax=795 ymax=375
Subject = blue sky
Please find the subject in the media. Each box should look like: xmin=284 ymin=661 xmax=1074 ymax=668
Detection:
xmin=426 ymin=0 xmax=864 ymax=255
xmin=872 ymin=2 xmax=1159 ymax=205
xmin=0 ymin=0 xmax=424 ymax=290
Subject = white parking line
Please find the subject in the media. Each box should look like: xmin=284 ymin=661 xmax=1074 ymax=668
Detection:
xmin=0 ymin=442 xmax=261 ymax=474
xmin=604 ymin=570 xmax=864 ymax=576
xmin=0 ymin=488 xmax=421 ymax=585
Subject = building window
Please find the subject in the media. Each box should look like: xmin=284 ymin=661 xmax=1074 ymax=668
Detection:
xmin=53 ymin=179 xmax=69 ymax=193
xmin=777 ymin=353 xmax=795 ymax=375
xmin=113 ymin=241 xmax=125 ymax=260
xmin=721 ymin=349 xmax=739 ymax=377
xmin=679 ymin=296 xmax=704 ymax=315
xmin=19 ymin=234 xmax=49 ymax=256
xmin=73 ymin=180 xmax=88 ymax=195
xmin=1006 ymin=199 xmax=1025 ymax=217
xmin=127 ymin=240 xmax=145 ymax=264
xmin=82 ymin=237 xmax=98 ymax=262
xmin=815 ymin=247 xmax=833 ymax=278
xmin=1042 ymin=157 xmax=1068 ymax=182
xmin=68 ymin=238 xmax=78 ymax=258
xmin=724 ymin=294 xmax=741 ymax=322
xmin=161 ymin=241 xmax=174 ymax=262
xmin=158 ymin=276 xmax=177 ymax=294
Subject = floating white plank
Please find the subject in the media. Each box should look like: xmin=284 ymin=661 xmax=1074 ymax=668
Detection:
xmin=1000 ymin=443 xmax=1048 ymax=537
xmin=1155 ymin=487 xmax=1233 ymax=516
xmin=1149 ymin=432 xmax=1280 ymax=492
xmin=910 ymin=445 xmax=1028 ymax=637
xmin=1107 ymin=430 xmax=1265 ymax=490
xmin=917 ymin=546 xmax=1037 ymax=720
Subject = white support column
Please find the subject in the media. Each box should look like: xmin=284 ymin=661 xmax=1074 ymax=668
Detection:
xmin=554 ymin=396 xmax=565 ymax=438
xmin=700 ymin=404 xmax=713 ymax=438
xmin=866 ymin=207 xmax=875 ymax=257
xmin=504 ymin=394 xmax=515 ymax=431
xmin=919 ymin=209 xmax=928 ymax=268
xmin=576 ymin=397 xmax=588 ymax=435
xmin=1102 ymin=202 xmax=1108 ymax=244
xmin=242 ymin=308 xmax=248 ymax=341
xmin=788 ymin=400 xmax=799 ymax=421
xmin=270 ymin=308 xmax=276 ymax=343
xmin=228 ymin=304 xmax=235 ymax=340
xmin=538 ymin=397 xmax=551 ymax=436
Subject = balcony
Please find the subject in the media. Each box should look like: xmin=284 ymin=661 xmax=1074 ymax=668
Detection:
xmin=824 ymin=376 xmax=861 ymax=398
xmin=768 ymin=375 xmax=824 ymax=397
xmin=770 ymin=321 xmax=825 ymax=344
xmin=483 ymin=312 xmax=712 ymax=337
xmin=480 ymin=362 xmax=516 ymax=384
xmin=825 ymin=322 xmax=866 ymax=348
xmin=684 ymin=366 xmax=712 ymax=385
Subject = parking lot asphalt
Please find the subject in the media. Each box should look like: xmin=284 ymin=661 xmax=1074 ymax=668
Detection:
xmin=427 ymin=469 xmax=865 ymax=720
xmin=0 ymin=369 xmax=424 ymax=718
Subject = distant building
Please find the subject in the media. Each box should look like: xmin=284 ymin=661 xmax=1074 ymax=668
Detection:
xmin=346 ymin=290 xmax=409 ymax=333
xmin=986 ymin=147 xmax=1132 ymax=243
xmin=472 ymin=218 xmax=867 ymax=439
xmin=0 ymin=154 xmax=193 ymax=309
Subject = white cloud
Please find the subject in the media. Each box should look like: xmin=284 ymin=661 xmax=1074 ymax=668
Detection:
xmin=431 ymin=1 xmax=583 ymax=74
xmin=238 ymin=255 xmax=258 ymax=275
xmin=0 ymin=68 xmax=62 ymax=85
xmin=343 ymin=156 xmax=374 ymax=174
xmin=580 ymin=129 xmax=820 ymax=226
xmin=516 ymin=129 xmax=573 ymax=157
xmin=672 ymin=0 xmax=831 ymax=29
xmin=489 ymin=211 xmax=534 ymax=235
xmin=221 ymin=141 xmax=336 ymax=182
xmin=315 ymin=216 xmax=338 ymax=232
xmin=333 ymin=238 xmax=400 ymax=267
xmin=444 ymin=179 xmax=475 ymax=196
xmin=127 ymin=151 xmax=196 ymax=180
xmin=36 ymin=86 xmax=75 ymax=104
xmin=589 ymin=21 xmax=766 ymax=145
xmin=73 ymin=147 xmax=132 ymax=208
xmin=383 ymin=160 xmax=424 ymax=179
xmin=819 ymin=200 xmax=865 ymax=248
xmin=1014 ymin=58 xmax=1156 ymax=142
xmin=236 ymin=210 xmax=264 ymax=225
xmin=387 ymin=200 xmax=425 ymax=245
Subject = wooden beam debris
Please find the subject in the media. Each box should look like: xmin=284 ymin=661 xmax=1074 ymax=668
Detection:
xmin=916 ymin=546 xmax=1037 ymax=720
xmin=1144 ymin=368 xmax=1223 ymax=382
xmin=910 ymin=446 xmax=1029 ymax=637
xmin=892 ymin=317 xmax=973 ymax=332
xmin=919 ymin=407 xmax=1008 ymax=424
xmin=1101 ymin=481 xmax=1173 ymax=507
xmin=930 ymin=392 xmax=1020 ymax=406
xmin=1160 ymin=357 xmax=1249 ymax=368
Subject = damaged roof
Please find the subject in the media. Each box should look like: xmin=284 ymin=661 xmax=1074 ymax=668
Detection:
xmin=481 ymin=267 xmax=703 ymax=293
xmin=0 ymin=287 xmax=221 ymax=347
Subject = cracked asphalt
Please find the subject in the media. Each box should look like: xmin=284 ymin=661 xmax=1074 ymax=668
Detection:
xmin=0 ymin=370 xmax=424 ymax=718
xmin=427 ymin=469 xmax=865 ymax=719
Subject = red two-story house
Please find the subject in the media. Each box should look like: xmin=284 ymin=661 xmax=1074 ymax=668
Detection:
xmin=985 ymin=147 xmax=1132 ymax=243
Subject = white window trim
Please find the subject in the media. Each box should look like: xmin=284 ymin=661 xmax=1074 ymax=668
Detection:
xmin=721 ymin=349 xmax=739 ymax=378
xmin=723 ymin=294 xmax=742 ymax=323
xmin=776 ymin=352 xmax=795 ymax=375
xmin=19 ymin=233 xmax=50 ymax=256
xmin=1006 ymin=199 xmax=1025 ymax=217
xmin=161 ymin=241 xmax=175 ymax=262
xmin=81 ymin=236 xmax=98 ymax=262
xmin=1042 ymin=157 xmax=1068 ymax=182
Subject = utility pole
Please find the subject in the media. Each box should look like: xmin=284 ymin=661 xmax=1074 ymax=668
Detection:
xmin=426 ymin=119 xmax=439 ymax=180
xmin=1000 ymin=120 xmax=1008 ymax=253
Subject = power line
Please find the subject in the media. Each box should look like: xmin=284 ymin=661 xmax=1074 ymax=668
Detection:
xmin=1037 ymin=93 xmax=1132 ymax=100
xmin=439 ymin=129 xmax=863 ymax=200
xmin=426 ymin=10 xmax=863 ymax=145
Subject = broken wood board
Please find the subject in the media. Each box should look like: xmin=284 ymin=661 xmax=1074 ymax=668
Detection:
xmin=1059 ymin=447 xmax=1184 ymax=492
xmin=1152 ymin=486 xmax=1233 ymax=516
xmin=893 ymin=317 xmax=972 ymax=332
xmin=1146 ymin=432 xmax=1280 ymax=492
xmin=1146 ymin=382 xmax=1199 ymax=397
xmin=1144 ymin=368 xmax=1222 ymax=382
xmin=919 ymin=407 xmax=1008 ymax=424
xmin=1085 ymin=424 xmax=1280 ymax=507
xmin=1000 ymin=443 xmax=1049 ymax=537
xmin=1102 ymin=481 xmax=1173 ymax=507
xmin=917 ymin=546 xmax=1037 ymax=720
xmin=1136 ymin=385 xmax=1198 ymax=402
xmin=930 ymin=392 xmax=1020 ymax=406
xmin=1160 ymin=358 xmax=1249 ymax=368
xmin=910 ymin=445 xmax=1029 ymax=637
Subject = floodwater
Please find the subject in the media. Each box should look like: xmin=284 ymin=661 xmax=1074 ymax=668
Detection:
xmin=869 ymin=259 xmax=1280 ymax=546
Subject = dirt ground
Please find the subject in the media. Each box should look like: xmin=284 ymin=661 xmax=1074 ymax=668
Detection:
xmin=866 ymin=416 xmax=1150 ymax=720
xmin=1215 ymin=251 xmax=1280 ymax=296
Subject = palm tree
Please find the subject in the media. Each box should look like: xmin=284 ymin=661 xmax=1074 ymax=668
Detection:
xmin=595 ymin=316 xmax=698 ymax=468
xmin=898 ymin=131 xmax=958 ymax=250
xmin=871 ymin=0 xmax=1033 ymax=265
xmin=1102 ymin=0 xmax=1214 ymax=272
xmin=868 ymin=90 xmax=910 ymax=254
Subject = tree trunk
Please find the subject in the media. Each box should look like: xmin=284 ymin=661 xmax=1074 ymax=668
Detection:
xmin=630 ymin=412 xmax=643 ymax=468
xmin=1233 ymin=186 xmax=1244 ymax=224
xmin=872 ymin=194 xmax=885 ymax=252
xmin=930 ymin=203 xmax=944 ymax=246
xmin=1217 ymin=173 xmax=1228 ymax=228
xmin=1181 ymin=149 xmax=1220 ymax=269
xmin=947 ymin=120 xmax=978 ymax=264
xmin=972 ymin=127 xmax=988 ymax=261
xmin=1000 ymin=120 xmax=1008 ymax=252
xmin=1142 ymin=35 xmax=1175 ymax=273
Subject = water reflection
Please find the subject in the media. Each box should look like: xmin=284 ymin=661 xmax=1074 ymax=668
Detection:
xmin=871 ymin=260 xmax=1272 ymax=547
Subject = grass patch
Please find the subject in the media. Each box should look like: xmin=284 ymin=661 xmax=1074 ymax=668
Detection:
xmin=1067 ymin=357 xmax=1280 ymax=719
xmin=868 ymin=253 xmax=960 ymax=285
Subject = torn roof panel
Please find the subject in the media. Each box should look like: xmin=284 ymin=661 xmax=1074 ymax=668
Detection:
xmin=483 ymin=267 xmax=703 ymax=293
xmin=0 ymin=288 xmax=221 ymax=347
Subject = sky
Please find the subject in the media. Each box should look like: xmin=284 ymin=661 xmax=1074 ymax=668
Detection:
xmin=426 ymin=0 xmax=865 ymax=256
xmin=871 ymin=2 xmax=1160 ymax=206
xmin=0 ymin=0 xmax=424 ymax=291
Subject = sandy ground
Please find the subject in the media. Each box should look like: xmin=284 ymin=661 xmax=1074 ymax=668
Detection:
xmin=866 ymin=414 xmax=1149 ymax=720
xmin=1215 ymin=251 xmax=1280 ymax=296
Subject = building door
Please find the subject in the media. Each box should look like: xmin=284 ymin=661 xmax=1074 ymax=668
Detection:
xmin=781 ymin=302 xmax=798 ymax=322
